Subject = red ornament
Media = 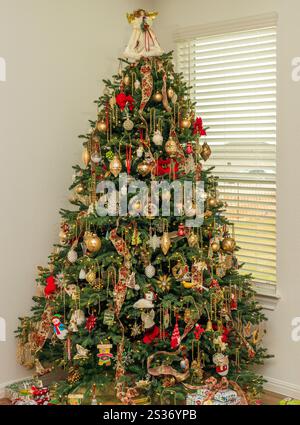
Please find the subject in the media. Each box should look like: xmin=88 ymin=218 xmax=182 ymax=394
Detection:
xmin=143 ymin=325 xmax=160 ymax=344
xmin=177 ymin=223 xmax=185 ymax=237
xmin=170 ymin=317 xmax=181 ymax=349
xmin=185 ymin=142 xmax=193 ymax=154
xmin=44 ymin=275 xmax=57 ymax=297
xmin=193 ymin=117 xmax=206 ymax=136
xmin=85 ymin=314 xmax=97 ymax=332
xmin=193 ymin=323 xmax=205 ymax=340
xmin=116 ymin=92 xmax=135 ymax=111
xmin=153 ymin=158 xmax=179 ymax=177
xmin=210 ymin=279 xmax=220 ymax=289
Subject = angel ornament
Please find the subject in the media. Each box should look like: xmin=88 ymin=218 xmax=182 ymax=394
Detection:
xmin=124 ymin=9 xmax=164 ymax=60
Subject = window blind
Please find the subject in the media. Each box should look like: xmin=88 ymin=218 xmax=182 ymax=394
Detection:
xmin=176 ymin=23 xmax=277 ymax=290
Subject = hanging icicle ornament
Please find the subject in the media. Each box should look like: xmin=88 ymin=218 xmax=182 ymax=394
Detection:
xmin=161 ymin=231 xmax=171 ymax=255
xmin=82 ymin=147 xmax=90 ymax=167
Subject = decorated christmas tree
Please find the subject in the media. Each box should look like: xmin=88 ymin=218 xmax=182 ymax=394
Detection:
xmin=16 ymin=9 xmax=269 ymax=405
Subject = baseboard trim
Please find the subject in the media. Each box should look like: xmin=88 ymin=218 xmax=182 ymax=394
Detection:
xmin=264 ymin=376 xmax=300 ymax=399
xmin=0 ymin=376 xmax=32 ymax=398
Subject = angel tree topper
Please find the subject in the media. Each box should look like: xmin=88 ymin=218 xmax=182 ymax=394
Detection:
xmin=123 ymin=9 xmax=163 ymax=60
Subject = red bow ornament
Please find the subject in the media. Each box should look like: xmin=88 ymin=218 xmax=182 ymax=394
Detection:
xmin=193 ymin=117 xmax=206 ymax=136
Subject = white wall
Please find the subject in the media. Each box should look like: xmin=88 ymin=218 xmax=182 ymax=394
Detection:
xmin=154 ymin=0 xmax=300 ymax=396
xmin=0 ymin=0 xmax=148 ymax=387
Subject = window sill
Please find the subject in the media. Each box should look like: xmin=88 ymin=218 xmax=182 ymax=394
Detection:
xmin=252 ymin=282 xmax=280 ymax=311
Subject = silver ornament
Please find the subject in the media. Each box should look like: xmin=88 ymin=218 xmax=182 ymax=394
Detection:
xmin=145 ymin=264 xmax=156 ymax=278
xmin=67 ymin=249 xmax=78 ymax=263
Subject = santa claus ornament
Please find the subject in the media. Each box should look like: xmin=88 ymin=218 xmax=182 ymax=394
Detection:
xmin=212 ymin=353 xmax=229 ymax=376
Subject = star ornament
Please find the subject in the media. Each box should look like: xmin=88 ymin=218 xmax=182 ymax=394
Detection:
xmin=147 ymin=234 xmax=161 ymax=251
xmin=156 ymin=275 xmax=171 ymax=292
xmin=131 ymin=322 xmax=142 ymax=337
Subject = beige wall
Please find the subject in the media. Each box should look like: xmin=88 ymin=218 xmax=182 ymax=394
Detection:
xmin=154 ymin=0 xmax=300 ymax=395
xmin=0 ymin=0 xmax=148 ymax=387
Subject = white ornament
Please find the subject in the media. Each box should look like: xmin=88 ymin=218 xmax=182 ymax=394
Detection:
xmin=74 ymin=344 xmax=90 ymax=360
xmin=145 ymin=264 xmax=156 ymax=278
xmin=134 ymin=79 xmax=141 ymax=90
xmin=136 ymin=146 xmax=144 ymax=158
xmin=79 ymin=269 xmax=86 ymax=280
xmin=123 ymin=118 xmax=134 ymax=131
xmin=91 ymin=151 xmax=102 ymax=164
xmin=67 ymin=249 xmax=78 ymax=263
xmin=152 ymin=129 xmax=163 ymax=146
xmin=147 ymin=234 xmax=161 ymax=251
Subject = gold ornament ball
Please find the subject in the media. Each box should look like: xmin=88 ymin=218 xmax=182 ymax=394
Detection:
xmin=165 ymin=137 xmax=177 ymax=157
xmin=97 ymin=120 xmax=107 ymax=133
xmin=75 ymin=184 xmax=84 ymax=195
xmin=123 ymin=74 xmax=131 ymax=86
xmin=109 ymin=155 xmax=122 ymax=177
xmin=137 ymin=161 xmax=152 ymax=177
xmin=211 ymin=241 xmax=220 ymax=252
xmin=153 ymin=91 xmax=163 ymax=102
xmin=181 ymin=117 xmax=191 ymax=129
xmin=86 ymin=270 xmax=96 ymax=284
xmin=167 ymin=87 xmax=175 ymax=99
xmin=207 ymin=197 xmax=218 ymax=209
xmin=82 ymin=147 xmax=90 ymax=167
xmin=85 ymin=233 xmax=101 ymax=253
xmin=222 ymin=237 xmax=236 ymax=252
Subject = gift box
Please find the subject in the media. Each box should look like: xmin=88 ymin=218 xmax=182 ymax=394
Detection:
xmin=214 ymin=389 xmax=240 ymax=404
xmin=5 ymin=378 xmax=42 ymax=401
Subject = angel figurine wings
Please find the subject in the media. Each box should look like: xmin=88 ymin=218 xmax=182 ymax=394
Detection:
xmin=123 ymin=9 xmax=164 ymax=60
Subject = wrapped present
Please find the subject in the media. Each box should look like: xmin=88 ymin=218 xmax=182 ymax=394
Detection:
xmin=214 ymin=389 xmax=239 ymax=404
xmin=68 ymin=394 xmax=84 ymax=405
xmin=31 ymin=385 xmax=50 ymax=405
xmin=6 ymin=378 xmax=42 ymax=401
xmin=12 ymin=397 xmax=38 ymax=405
xmin=185 ymin=377 xmax=247 ymax=405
